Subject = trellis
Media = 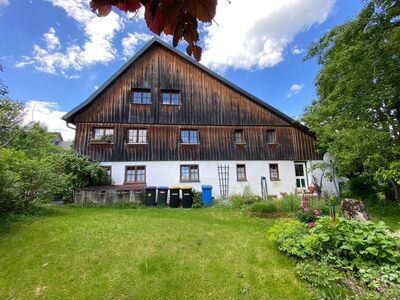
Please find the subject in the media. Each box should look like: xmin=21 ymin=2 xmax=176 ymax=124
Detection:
xmin=217 ymin=164 xmax=229 ymax=199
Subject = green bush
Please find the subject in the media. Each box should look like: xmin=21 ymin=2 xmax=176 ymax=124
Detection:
xmin=358 ymin=264 xmax=400 ymax=298
xmin=274 ymin=193 xmax=301 ymax=212
xmin=269 ymin=217 xmax=400 ymax=298
xmin=294 ymin=260 xmax=352 ymax=299
xmin=267 ymin=219 xmax=319 ymax=258
xmin=310 ymin=217 xmax=400 ymax=269
xmin=229 ymin=194 xmax=245 ymax=209
xmin=248 ymin=202 xmax=278 ymax=214
xmin=192 ymin=190 xmax=202 ymax=208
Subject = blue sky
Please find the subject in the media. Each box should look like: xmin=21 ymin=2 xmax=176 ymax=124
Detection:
xmin=0 ymin=0 xmax=363 ymax=140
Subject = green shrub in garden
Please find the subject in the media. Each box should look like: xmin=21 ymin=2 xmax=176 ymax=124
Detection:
xmin=248 ymin=202 xmax=278 ymax=214
xmin=294 ymin=260 xmax=352 ymax=299
xmin=358 ymin=264 xmax=400 ymax=298
xmin=274 ymin=193 xmax=301 ymax=212
xmin=310 ymin=217 xmax=400 ymax=269
xmin=267 ymin=219 xmax=319 ymax=258
xmin=268 ymin=216 xmax=400 ymax=298
xmin=229 ymin=194 xmax=245 ymax=209
xmin=192 ymin=190 xmax=202 ymax=208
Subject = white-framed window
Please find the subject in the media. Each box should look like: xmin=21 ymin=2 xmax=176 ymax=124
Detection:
xmin=128 ymin=129 xmax=147 ymax=144
xmin=180 ymin=129 xmax=198 ymax=144
xmin=92 ymin=128 xmax=114 ymax=143
xmin=234 ymin=129 xmax=245 ymax=144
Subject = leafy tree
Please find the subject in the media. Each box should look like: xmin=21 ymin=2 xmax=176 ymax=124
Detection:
xmin=10 ymin=122 xmax=61 ymax=157
xmin=52 ymin=150 xmax=110 ymax=202
xmin=90 ymin=0 xmax=218 ymax=61
xmin=0 ymin=99 xmax=25 ymax=148
xmin=0 ymin=148 xmax=57 ymax=213
xmin=303 ymin=0 xmax=400 ymax=199
xmin=0 ymin=63 xmax=8 ymax=97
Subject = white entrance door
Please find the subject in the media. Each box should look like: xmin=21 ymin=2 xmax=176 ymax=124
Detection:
xmin=294 ymin=162 xmax=307 ymax=190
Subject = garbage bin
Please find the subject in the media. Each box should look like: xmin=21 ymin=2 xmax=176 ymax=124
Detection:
xmin=201 ymin=185 xmax=213 ymax=207
xmin=157 ymin=186 xmax=168 ymax=206
xmin=169 ymin=186 xmax=181 ymax=208
xmin=145 ymin=186 xmax=157 ymax=206
xmin=181 ymin=186 xmax=193 ymax=208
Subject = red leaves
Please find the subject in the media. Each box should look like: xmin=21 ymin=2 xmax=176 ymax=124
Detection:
xmin=89 ymin=0 xmax=218 ymax=61
xmin=184 ymin=0 xmax=217 ymax=22
xmin=192 ymin=45 xmax=202 ymax=62
xmin=117 ymin=0 xmax=141 ymax=12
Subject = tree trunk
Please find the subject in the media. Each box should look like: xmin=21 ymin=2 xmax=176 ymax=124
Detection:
xmin=391 ymin=180 xmax=399 ymax=201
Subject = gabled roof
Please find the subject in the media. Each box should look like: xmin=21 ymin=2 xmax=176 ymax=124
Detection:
xmin=63 ymin=37 xmax=311 ymax=134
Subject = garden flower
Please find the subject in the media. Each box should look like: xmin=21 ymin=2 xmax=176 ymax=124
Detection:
xmin=314 ymin=209 xmax=320 ymax=216
xmin=300 ymin=200 xmax=305 ymax=208
xmin=304 ymin=207 xmax=310 ymax=212
xmin=308 ymin=221 xmax=314 ymax=228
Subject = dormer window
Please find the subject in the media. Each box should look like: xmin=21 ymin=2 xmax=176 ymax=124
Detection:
xmin=234 ymin=129 xmax=245 ymax=144
xmin=132 ymin=89 xmax=151 ymax=104
xmin=91 ymin=128 xmax=114 ymax=143
xmin=162 ymin=90 xmax=180 ymax=105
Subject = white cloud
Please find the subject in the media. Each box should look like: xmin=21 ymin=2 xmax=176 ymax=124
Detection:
xmin=291 ymin=46 xmax=305 ymax=55
xmin=121 ymin=32 xmax=152 ymax=58
xmin=287 ymin=83 xmax=304 ymax=98
xmin=0 ymin=0 xmax=9 ymax=7
xmin=43 ymin=27 xmax=61 ymax=51
xmin=24 ymin=101 xmax=75 ymax=140
xmin=202 ymin=0 xmax=335 ymax=71
xmin=16 ymin=0 xmax=124 ymax=76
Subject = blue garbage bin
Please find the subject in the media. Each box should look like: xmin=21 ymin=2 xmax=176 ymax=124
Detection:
xmin=201 ymin=185 xmax=213 ymax=207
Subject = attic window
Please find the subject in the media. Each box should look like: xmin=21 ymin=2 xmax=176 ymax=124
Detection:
xmin=132 ymin=89 xmax=151 ymax=104
xmin=266 ymin=130 xmax=276 ymax=144
xmin=162 ymin=90 xmax=180 ymax=105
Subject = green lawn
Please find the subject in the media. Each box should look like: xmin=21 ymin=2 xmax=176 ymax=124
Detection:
xmin=0 ymin=206 xmax=311 ymax=299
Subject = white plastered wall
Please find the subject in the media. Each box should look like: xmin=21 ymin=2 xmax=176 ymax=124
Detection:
xmin=100 ymin=159 xmax=338 ymax=198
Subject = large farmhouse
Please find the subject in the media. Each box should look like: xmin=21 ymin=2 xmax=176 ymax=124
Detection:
xmin=63 ymin=37 xmax=336 ymax=198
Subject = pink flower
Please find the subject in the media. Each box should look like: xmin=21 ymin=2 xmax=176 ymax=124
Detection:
xmin=300 ymin=200 xmax=305 ymax=208
xmin=308 ymin=221 xmax=315 ymax=228
xmin=314 ymin=209 xmax=320 ymax=216
xmin=304 ymin=207 xmax=310 ymax=212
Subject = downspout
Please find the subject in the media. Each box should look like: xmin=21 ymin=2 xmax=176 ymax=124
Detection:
xmin=66 ymin=122 xmax=76 ymax=130
xmin=66 ymin=122 xmax=76 ymax=151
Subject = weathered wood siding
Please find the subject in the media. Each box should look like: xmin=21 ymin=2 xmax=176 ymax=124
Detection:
xmin=71 ymin=43 xmax=321 ymax=161
xmin=75 ymin=123 xmax=320 ymax=161
xmin=72 ymin=45 xmax=289 ymax=126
